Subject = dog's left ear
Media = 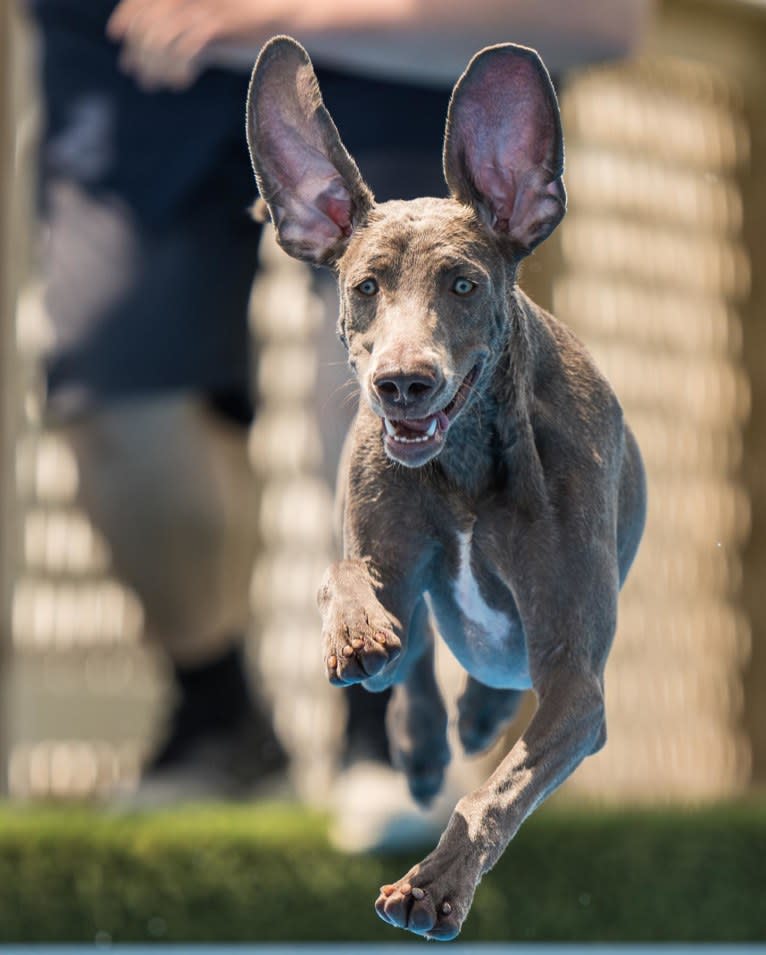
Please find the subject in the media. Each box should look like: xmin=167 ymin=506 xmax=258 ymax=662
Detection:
xmin=443 ymin=43 xmax=565 ymax=256
xmin=247 ymin=36 xmax=373 ymax=266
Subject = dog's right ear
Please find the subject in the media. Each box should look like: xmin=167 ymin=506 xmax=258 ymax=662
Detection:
xmin=247 ymin=36 xmax=373 ymax=266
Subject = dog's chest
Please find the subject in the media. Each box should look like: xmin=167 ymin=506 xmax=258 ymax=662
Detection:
xmin=452 ymin=530 xmax=509 ymax=638
xmin=426 ymin=525 xmax=531 ymax=689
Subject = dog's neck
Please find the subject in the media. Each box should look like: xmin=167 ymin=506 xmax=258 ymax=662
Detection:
xmin=431 ymin=287 xmax=537 ymax=501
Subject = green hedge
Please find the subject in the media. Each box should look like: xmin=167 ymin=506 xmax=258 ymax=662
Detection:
xmin=0 ymin=801 xmax=763 ymax=943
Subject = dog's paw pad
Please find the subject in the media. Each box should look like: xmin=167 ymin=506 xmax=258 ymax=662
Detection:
xmin=375 ymin=863 xmax=468 ymax=941
xmin=375 ymin=879 xmax=455 ymax=938
xmin=324 ymin=627 xmax=401 ymax=685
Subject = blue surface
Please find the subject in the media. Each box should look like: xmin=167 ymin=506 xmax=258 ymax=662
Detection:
xmin=1 ymin=946 xmax=765 ymax=954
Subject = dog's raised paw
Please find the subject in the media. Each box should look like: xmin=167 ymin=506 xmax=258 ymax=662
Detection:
xmin=324 ymin=622 xmax=401 ymax=686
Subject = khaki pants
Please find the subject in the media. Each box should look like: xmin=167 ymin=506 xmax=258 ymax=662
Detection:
xmin=60 ymin=394 xmax=257 ymax=666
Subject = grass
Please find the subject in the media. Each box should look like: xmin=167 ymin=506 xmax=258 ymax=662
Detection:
xmin=0 ymin=800 xmax=763 ymax=942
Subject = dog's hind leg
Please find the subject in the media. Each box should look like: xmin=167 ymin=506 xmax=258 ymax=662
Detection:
xmin=386 ymin=600 xmax=450 ymax=807
xmin=457 ymin=678 xmax=524 ymax=755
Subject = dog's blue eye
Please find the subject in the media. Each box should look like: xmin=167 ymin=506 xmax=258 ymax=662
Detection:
xmin=452 ymin=277 xmax=477 ymax=296
xmin=356 ymin=278 xmax=379 ymax=296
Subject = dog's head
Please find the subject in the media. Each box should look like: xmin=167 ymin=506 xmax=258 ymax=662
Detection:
xmin=247 ymin=37 xmax=565 ymax=468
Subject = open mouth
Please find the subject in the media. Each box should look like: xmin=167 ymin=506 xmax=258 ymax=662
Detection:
xmin=380 ymin=363 xmax=481 ymax=464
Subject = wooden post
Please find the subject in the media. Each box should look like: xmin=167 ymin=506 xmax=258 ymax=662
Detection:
xmin=0 ymin=3 xmax=38 ymax=796
xmin=0 ymin=0 xmax=17 ymax=795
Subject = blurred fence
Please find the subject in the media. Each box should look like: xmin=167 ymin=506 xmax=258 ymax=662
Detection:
xmin=1 ymin=1 xmax=765 ymax=803
xmin=248 ymin=234 xmax=346 ymax=802
xmin=555 ymin=55 xmax=752 ymax=799
xmin=0 ymin=9 xmax=165 ymax=799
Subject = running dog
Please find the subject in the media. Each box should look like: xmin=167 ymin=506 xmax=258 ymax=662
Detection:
xmin=247 ymin=36 xmax=646 ymax=941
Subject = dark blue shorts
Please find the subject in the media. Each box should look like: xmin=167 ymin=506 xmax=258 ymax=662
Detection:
xmin=42 ymin=179 xmax=261 ymax=419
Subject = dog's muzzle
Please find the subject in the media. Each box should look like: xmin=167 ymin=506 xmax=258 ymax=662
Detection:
xmin=378 ymin=363 xmax=482 ymax=467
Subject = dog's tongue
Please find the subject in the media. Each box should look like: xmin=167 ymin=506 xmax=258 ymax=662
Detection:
xmin=436 ymin=411 xmax=450 ymax=432
xmin=398 ymin=416 xmax=434 ymax=434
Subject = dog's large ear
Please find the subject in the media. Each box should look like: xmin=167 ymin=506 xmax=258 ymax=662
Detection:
xmin=247 ymin=36 xmax=373 ymax=266
xmin=443 ymin=43 xmax=565 ymax=256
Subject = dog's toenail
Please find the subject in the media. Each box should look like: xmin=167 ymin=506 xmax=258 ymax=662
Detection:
xmin=328 ymin=655 xmax=337 ymax=669
xmin=380 ymin=884 xmax=394 ymax=896
xmin=441 ymin=901 xmax=452 ymax=915
xmin=342 ymin=645 xmax=354 ymax=657
xmin=400 ymin=883 xmax=412 ymax=895
xmin=352 ymin=639 xmax=364 ymax=650
xmin=411 ymin=887 xmax=425 ymax=900
xmin=374 ymin=631 xmax=388 ymax=644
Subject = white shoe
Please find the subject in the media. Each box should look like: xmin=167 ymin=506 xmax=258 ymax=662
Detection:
xmin=329 ymin=759 xmax=457 ymax=854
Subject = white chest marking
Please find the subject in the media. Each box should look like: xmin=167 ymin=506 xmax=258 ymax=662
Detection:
xmin=453 ymin=530 xmax=510 ymax=638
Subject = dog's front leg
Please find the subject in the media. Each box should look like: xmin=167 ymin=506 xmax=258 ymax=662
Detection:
xmin=318 ymin=428 xmax=433 ymax=690
xmin=317 ymin=557 xmax=413 ymax=688
xmin=376 ymin=664 xmax=606 ymax=938
xmin=376 ymin=528 xmax=617 ymax=939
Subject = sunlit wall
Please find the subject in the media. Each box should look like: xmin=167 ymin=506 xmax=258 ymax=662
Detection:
xmin=555 ymin=54 xmax=752 ymax=800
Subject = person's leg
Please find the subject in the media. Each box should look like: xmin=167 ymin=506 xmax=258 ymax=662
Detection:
xmin=61 ymin=394 xmax=286 ymax=796
xmin=64 ymin=395 xmax=252 ymax=663
xmin=37 ymin=160 xmax=286 ymax=798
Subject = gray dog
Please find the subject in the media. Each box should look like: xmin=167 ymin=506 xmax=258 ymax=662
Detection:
xmin=247 ymin=36 xmax=646 ymax=941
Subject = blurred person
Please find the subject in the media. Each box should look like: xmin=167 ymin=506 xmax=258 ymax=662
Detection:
xmin=29 ymin=0 xmax=650 ymax=819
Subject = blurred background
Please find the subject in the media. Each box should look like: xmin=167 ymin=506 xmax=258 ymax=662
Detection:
xmin=0 ymin=0 xmax=764 ymax=818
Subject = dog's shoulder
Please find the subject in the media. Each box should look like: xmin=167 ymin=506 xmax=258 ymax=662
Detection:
xmin=523 ymin=299 xmax=620 ymax=423
xmin=518 ymin=293 xmax=626 ymax=478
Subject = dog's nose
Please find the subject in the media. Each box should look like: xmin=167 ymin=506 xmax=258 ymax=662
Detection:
xmin=372 ymin=370 xmax=439 ymax=407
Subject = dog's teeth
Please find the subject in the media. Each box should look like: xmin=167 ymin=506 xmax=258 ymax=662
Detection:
xmin=385 ymin=419 xmax=438 ymax=444
xmin=386 ymin=420 xmax=438 ymax=445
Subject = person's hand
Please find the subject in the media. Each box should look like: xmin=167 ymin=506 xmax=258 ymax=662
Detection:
xmin=106 ymin=0 xmax=295 ymax=89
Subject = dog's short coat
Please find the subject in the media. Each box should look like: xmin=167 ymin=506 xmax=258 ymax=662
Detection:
xmin=247 ymin=36 xmax=647 ymax=941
